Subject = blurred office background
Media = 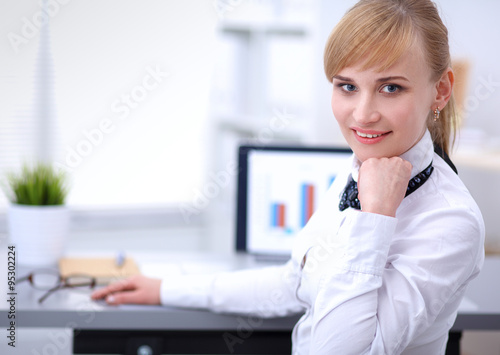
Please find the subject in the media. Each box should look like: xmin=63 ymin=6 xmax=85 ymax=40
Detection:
xmin=1 ymin=1 xmax=500 ymax=353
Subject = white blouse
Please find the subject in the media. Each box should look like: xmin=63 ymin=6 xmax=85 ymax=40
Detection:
xmin=160 ymin=130 xmax=485 ymax=355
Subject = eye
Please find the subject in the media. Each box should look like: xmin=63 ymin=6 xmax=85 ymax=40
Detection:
xmin=339 ymin=84 xmax=357 ymax=92
xmin=381 ymin=84 xmax=401 ymax=94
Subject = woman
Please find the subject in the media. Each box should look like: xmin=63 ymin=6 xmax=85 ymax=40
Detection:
xmin=92 ymin=0 xmax=485 ymax=353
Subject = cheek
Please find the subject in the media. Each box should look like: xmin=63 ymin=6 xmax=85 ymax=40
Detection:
xmin=331 ymin=95 xmax=349 ymax=124
xmin=385 ymin=100 xmax=424 ymax=129
xmin=406 ymin=105 xmax=429 ymax=131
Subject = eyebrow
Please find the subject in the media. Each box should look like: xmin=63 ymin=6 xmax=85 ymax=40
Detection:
xmin=332 ymin=75 xmax=410 ymax=83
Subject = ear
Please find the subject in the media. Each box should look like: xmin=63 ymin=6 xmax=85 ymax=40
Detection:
xmin=433 ymin=67 xmax=454 ymax=110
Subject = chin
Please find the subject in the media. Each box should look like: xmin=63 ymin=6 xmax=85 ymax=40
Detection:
xmin=353 ymin=149 xmax=392 ymax=162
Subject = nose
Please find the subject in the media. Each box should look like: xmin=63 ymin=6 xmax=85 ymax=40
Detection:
xmin=352 ymin=94 xmax=381 ymax=125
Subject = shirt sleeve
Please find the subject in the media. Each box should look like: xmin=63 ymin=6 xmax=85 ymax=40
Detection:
xmin=306 ymin=205 xmax=484 ymax=354
xmin=160 ymin=259 xmax=305 ymax=318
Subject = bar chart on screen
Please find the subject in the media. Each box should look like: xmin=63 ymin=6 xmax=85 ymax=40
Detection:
xmin=269 ymin=183 xmax=320 ymax=232
xmin=246 ymin=150 xmax=349 ymax=256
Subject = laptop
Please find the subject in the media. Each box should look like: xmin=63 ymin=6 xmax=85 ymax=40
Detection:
xmin=235 ymin=144 xmax=352 ymax=260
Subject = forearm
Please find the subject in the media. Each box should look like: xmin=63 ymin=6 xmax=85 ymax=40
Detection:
xmin=160 ymin=260 xmax=305 ymax=317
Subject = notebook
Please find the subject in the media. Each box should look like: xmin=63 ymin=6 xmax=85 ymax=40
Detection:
xmin=59 ymin=256 xmax=141 ymax=285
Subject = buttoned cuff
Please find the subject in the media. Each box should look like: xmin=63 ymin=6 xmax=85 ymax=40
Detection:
xmin=339 ymin=211 xmax=397 ymax=276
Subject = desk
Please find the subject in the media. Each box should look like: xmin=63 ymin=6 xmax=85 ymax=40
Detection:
xmin=1 ymin=252 xmax=499 ymax=355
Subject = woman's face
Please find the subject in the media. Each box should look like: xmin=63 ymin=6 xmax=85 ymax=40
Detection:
xmin=331 ymin=44 xmax=437 ymax=162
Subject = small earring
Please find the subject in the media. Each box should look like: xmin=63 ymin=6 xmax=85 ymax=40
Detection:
xmin=433 ymin=107 xmax=440 ymax=122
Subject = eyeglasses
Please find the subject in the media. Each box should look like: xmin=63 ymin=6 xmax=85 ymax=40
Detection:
xmin=18 ymin=269 xmax=96 ymax=303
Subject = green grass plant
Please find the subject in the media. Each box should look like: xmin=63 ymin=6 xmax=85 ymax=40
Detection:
xmin=6 ymin=163 xmax=68 ymax=206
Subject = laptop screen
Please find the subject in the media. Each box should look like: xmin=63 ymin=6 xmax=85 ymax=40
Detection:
xmin=236 ymin=144 xmax=352 ymax=258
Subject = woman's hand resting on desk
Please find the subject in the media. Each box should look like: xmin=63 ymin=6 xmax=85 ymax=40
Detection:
xmin=91 ymin=275 xmax=162 ymax=305
xmin=358 ymin=157 xmax=412 ymax=217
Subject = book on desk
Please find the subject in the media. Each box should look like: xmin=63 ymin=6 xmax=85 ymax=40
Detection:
xmin=59 ymin=256 xmax=141 ymax=285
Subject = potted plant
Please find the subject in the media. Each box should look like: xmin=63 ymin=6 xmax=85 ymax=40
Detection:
xmin=5 ymin=163 xmax=69 ymax=266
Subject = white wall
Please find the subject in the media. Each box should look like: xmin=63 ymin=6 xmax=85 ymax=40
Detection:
xmin=440 ymin=0 xmax=500 ymax=139
xmin=0 ymin=0 xmax=220 ymax=210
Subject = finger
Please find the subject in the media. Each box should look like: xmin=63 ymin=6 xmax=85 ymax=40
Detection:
xmin=91 ymin=278 xmax=137 ymax=300
xmin=105 ymin=290 xmax=143 ymax=305
xmin=90 ymin=288 xmax=108 ymax=300
xmin=91 ymin=285 xmax=115 ymax=300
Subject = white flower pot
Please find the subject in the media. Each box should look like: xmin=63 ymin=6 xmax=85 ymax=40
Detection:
xmin=8 ymin=204 xmax=69 ymax=267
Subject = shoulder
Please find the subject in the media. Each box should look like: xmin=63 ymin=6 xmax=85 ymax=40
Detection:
xmin=400 ymin=152 xmax=483 ymax=224
xmin=393 ymin=152 xmax=485 ymax=273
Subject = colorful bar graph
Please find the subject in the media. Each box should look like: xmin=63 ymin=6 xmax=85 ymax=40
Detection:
xmin=271 ymin=203 xmax=286 ymax=228
xmin=278 ymin=204 xmax=285 ymax=227
xmin=301 ymin=183 xmax=315 ymax=227
xmin=329 ymin=175 xmax=336 ymax=187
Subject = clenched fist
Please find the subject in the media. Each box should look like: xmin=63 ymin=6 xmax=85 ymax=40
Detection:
xmin=357 ymin=157 xmax=412 ymax=217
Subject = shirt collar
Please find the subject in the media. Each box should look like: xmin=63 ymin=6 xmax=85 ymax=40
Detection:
xmin=351 ymin=129 xmax=434 ymax=182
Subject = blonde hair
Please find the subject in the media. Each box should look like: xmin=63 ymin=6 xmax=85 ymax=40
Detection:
xmin=324 ymin=0 xmax=456 ymax=155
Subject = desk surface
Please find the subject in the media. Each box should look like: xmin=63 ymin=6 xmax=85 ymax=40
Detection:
xmin=0 ymin=251 xmax=499 ymax=331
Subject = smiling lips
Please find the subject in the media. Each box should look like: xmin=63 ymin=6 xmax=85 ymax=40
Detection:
xmin=353 ymin=129 xmax=390 ymax=144
xmin=356 ymin=131 xmax=383 ymax=138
